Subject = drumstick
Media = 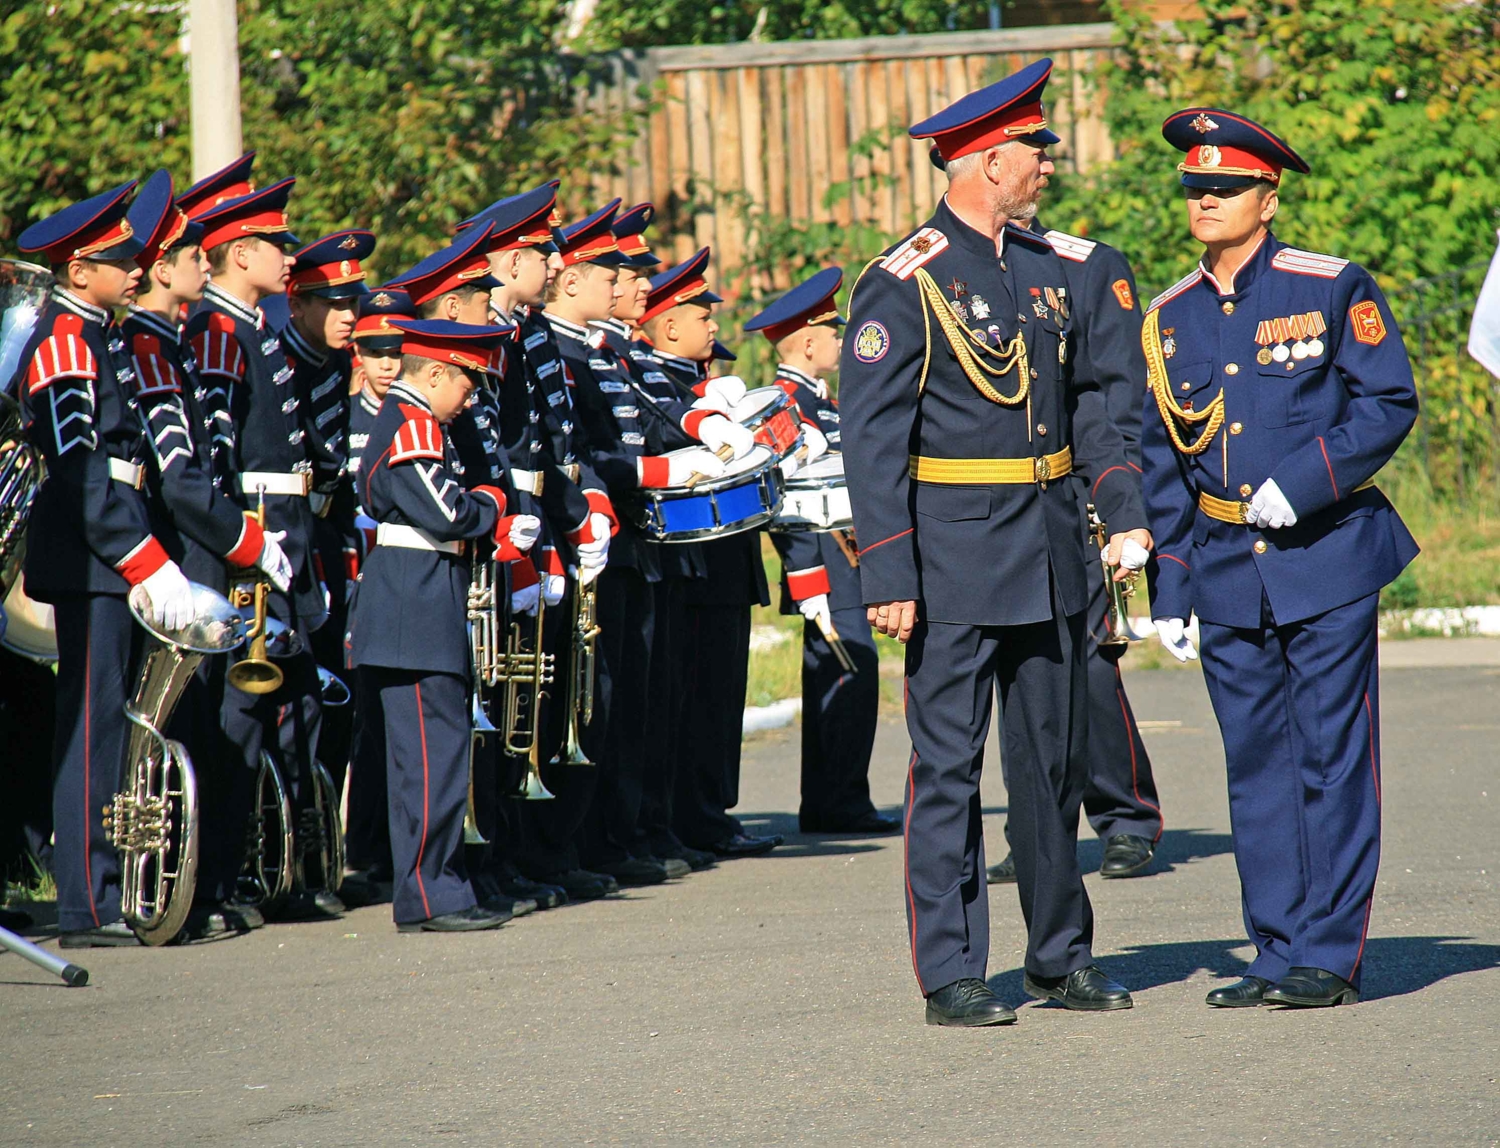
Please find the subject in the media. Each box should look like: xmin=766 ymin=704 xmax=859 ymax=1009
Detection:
xmin=684 ymin=444 xmax=736 ymax=491
xmin=815 ymin=615 xmax=858 ymax=675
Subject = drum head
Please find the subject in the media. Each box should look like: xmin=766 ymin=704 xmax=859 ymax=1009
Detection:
xmin=2 ymin=578 xmax=56 ymax=662
xmin=729 ymin=387 xmax=790 ymax=428
xmin=796 ymin=452 xmax=845 ymax=482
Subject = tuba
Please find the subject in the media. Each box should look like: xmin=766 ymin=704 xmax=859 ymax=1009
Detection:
xmin=109 ymin=581 xmax=246 ymax=945
xmin=241 ymin=750 xmax=295 ymax=910
xmin=1088 ymin=503 xmax=1147 ymax=648
xmin=552 ymin=577 xmax=601 ymax=767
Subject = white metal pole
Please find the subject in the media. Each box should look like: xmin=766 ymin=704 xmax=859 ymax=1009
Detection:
xmin=189 ymin=0 xmax=244 ymax=181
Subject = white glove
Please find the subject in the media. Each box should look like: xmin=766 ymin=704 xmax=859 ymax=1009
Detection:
xmin=797 ymin=592 xmax=832 ymax=632
xmin=508 ymin=514 xmax=542 ymax=552
xmin=1153 ymin=616 xmax=1199 ymax=663
xmin=511 ymin=582 xmax=541 ymax=615
xmin=579 ymin=558 xmax=606 ymax=586
xmin=140 ymin=560 xmax=196 ymax=632
xmin=690 ymin=392 xmax=732 ymax=416
xmin=798 ymin=421 xmax=829 ymax=462
xmin=542 ymin=573 xmax=566 ymax=606
xmin=256 ymin=531 xmax=293 ymax=594
xmin=778 ymin=454 xmax=801 ymax=481
xmin=664 ymin=448 xmax=727 ymax=486
xmin=588 ymin=512 xmax=612 ymax=543
xmin=1118 ymin=537 xmax=1150 ymax=572
xmin=1247 ymin=478 xmax=1297 ymax=530
xmin=704 ymin=374 xmax=748 ymax=410
xmin=695 ymin=414 xmax=756 ymax=460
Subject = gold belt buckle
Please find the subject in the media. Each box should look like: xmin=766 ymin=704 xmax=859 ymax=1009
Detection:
xmin=1035 ymin=454 xmax=1052 ymax=488
xmin=1237 ymin=501 xmax=1253 ymax=524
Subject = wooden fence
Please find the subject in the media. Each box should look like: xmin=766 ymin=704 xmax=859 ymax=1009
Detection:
xmin=565 ymin=24 xmax=1120 ymax=294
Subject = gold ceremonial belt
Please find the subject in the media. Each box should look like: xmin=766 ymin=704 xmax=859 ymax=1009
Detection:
xmin=1199 ymin=479 xmax=1376 ymax=525
xmin=909 ymin=446 xmax=1072 ymax=485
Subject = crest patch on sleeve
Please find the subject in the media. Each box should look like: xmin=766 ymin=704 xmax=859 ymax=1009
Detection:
xmin=1349 ymin=300 xmax=1386 ymax=346
xmin=1111 ymin=279 xmax=1135 ymax=310
xmin=852 ymin=321 xmax=890 ymax=364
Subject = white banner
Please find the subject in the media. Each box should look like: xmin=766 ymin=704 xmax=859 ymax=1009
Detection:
xmin=1467 ymin=229 xmax=1500 ymax=380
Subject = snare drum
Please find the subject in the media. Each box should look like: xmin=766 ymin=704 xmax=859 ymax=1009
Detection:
xmin=641 ymin=444 xmax=785 ymax=543
xmin=1 ymin=577 xmax=56 ymax=663
xmin=771 ymin=453 xmax=852 ymax=534
xmin=729 ymin=387 xmax=803 ymax=458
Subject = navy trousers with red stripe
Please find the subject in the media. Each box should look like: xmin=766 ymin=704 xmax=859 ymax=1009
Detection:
xmin=51 ymin=593 xmax=141 ymax=931
xmin=363 ymin=667 xmax=476 ymax=925
xmin=903 ymin=583 xmax=1094 ymax=993
xmin=1198 ymin=592 xmax=1382 ymax=989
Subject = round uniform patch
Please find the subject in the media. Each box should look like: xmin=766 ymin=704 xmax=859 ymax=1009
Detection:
xmin=853 ymin=320 xmax=890 ymax=363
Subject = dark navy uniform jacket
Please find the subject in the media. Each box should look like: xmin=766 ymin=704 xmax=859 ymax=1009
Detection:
xmin=18 ymin=290 xmax=167 ymax=598
xmin=346 ymin=385 xmax=382 ymax=513
xmin=188 ymin=282 xmax=324 ymax=623
xmin=839 ymin=198 xmax=1144 ymax=627
xmin=281 ymin=321 xmax=350 ymax=500
xmin=122 ymin=305 xmax=263 ymax=593
xmin=767 ymin=364 xmax=861 ymax=614
xmin=349 ymin=381 xmax=516 ymax=675
xmin=1141 ymin=233 xmax=1419 ymax=629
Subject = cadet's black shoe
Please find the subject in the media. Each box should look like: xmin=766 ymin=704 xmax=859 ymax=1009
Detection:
xmin=986 ymin=852 xmax=1018 ymax=884
xmin=178 ymin=903 xmax=257 ymax=941
xmin=1263 ymin=967 xmax=1360 ymax=1007
xmin=709 ymin=832 xmax=783 ymax=858
xmin=267 ymin=889 xmax=344 ymax=922
xmin=675 ymin=846 xmax=717 ymax=871
xmin=397 ymin=905 xmax=509 ymax=933
xmin=1100 ymin=835 xmax=1156 ymax=879
xmin=594 ymin=858 xmax=670 ymax=886
xmin=59 ymin=921 xmax=139 ymax=948
xmin=1024 ymin=966 xmax=1134 ymax=1011
xmin=536 ymin=869 xmax=614 ymax=902
xmin=226 ymin=891 xmax=269 ymax=927
xmin=1206 ymin=975 xmax=1273 ymax=1007
xmin=800 ymin=810 xmax=901 ymax=835
xmin=482 ymin=892 xmax=537 ymax=918
xmin=337 ymin=870 xmax=392 ymax=908
xmin=924 ymin=978 xmax=1018 ymax=1027
xmin=501 ymin=875 xmax=567 ymax=909
xmin=658 ymin=856 xmax=692 ymax=879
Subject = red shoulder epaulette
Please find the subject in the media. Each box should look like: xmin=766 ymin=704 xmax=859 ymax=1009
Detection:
xmin=190 ymin=312 xmax=246 ymax=379
xmin=26 ymin=313 xmax=97 ymax=395
xmin=129 ymin=332 xmax=183 ymax=396
xmin=389 ymin=403 xmax=444 ymax=465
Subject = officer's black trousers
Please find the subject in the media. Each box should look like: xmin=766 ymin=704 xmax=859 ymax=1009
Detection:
xmin=579 ymin=565 xmax=655 ymax=867
xmin=903 ymin=586 xmax=1094 ymax=992
xmin=673 ymin=604 xmax=752 ymax=849
xmin=639 ymin=577 xmax=690 ymax=857
xmin=50 ymin=593 xmax=139 ymax=931
xmin=363 ymin=666 xmax=476 ymax=925
xmin=345 ymin=668 xmax=392 ymax=874
xmin=799 ymin=606 xmax=880 ymax=829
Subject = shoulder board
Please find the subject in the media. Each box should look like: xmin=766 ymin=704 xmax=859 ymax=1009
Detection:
xmin=390 ymin=406 xmax=444 ymax=465
xmin=1147 ymin=269 xmax=1204 ymax=314
xmin=1042 ymin=229 xmax=1097 ymax=263
xmin=26 ymin=313 xmax=97 ymax=395
xmin=1270 ymin=246 xmax=1350 ymax=280
xmin=880 ymin=228 xmax=950 ymax=281
xmin=128 ymin=332 xmax=183 ymax=396
xmin=189 ymin=312 xmax=246 ymax=379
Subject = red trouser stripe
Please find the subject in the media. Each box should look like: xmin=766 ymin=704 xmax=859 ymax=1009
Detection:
xmin=413 ymin=682 xmax=433 ymax=920
xmin=1115 ymin=664 xmax=1164 ymax=843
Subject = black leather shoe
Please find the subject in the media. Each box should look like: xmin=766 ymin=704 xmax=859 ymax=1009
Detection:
xmin=1206 ymin=975 xmax=1273 ymax=1007
xmin=1024 ymin=966 xmax=1134 ymax=1011
xmin=1100 ymin=834 xmax=1156 ymax=879
xmin=59 ymin=921 xmax=139 ymax=948
xmin=678 ymin=846 xmax=717 ymax=871
xmin=709 ymin=833 xmax=783 ymax=858
xmin=1263 ymin=967 xmax=1360 ymax=1007
xmin=482 ymin=893 xmax=537 ymax=918
xmin=397 ymin=905 xmax=509 ymax=933
xmin=337 ymin=870 xmax=392 ymax=908
xmin=501 ymin=875 xmax=567 ymax=909
xmin=536 ymin=869 xmax=614 ymax=902
xmin=658 ymin=856 xmax=692 ymax=880
xmin=800 ymin=810 xmax=901 ymax=835
xmin=595 ymin=858 xmax=670 ymax=886
xmin=925 ymin=978 xmax=1018 ymax=1027
xmin=986 ymin=852 xmax=1017 ymax=884
xmin=179 ymin=903 xmax=257 ymax=941
xmin=226 ymin=892 xmax=269 ymax=927
xmin=267 ymin=889 xmax=344 ymax=922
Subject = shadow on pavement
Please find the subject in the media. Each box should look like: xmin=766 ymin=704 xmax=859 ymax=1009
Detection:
xmin=741 ymin=810 xmax=892 ymax=858
xmin=1360 ymin=937 xmax=1500 ymax=1001
xmin=1087 ymin=827 xmax=1236 ymax=875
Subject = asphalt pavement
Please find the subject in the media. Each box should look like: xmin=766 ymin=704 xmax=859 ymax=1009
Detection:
xmin=3 ymin=659 xmax=1497 ymax=1146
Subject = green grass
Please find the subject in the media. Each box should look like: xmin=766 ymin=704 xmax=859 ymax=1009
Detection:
xmin=5 ymin=857 xmax=57 ymax=907
xmin=1379 ymin=469 xmax=1500 ymax=609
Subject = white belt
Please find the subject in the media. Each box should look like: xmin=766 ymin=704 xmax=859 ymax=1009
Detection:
xmin=108 ymin=458 xmax=144 ymax=489
xmin=375 ymin=523 xmax=466 ymax=556
xmin=511 ymin=469 xmax=545 ymax=496
xmin=241 ymin=471 xmax=311 ymax=497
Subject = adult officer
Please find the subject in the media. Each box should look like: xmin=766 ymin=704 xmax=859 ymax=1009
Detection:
xmin=840 ymin=58 xmax=1152 ymax=1026
xmin=745 ymin=267 xmax=897 ymax=836
xmin=1141 ymin=108 xmax=1418 ymax=1008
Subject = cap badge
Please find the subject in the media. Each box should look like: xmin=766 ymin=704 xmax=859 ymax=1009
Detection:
xmin=339 ymin=235 xmax=360 ymax=250
xmin=1192 ymin=113 xmax=1220 ymax=134
xmin=371 ymin=292 xmax=393 ymax=307
xmin=1198 ymin=145 xmax=1222 ymax=168
xmin=339 ymin=260 xmax=352 ymax=276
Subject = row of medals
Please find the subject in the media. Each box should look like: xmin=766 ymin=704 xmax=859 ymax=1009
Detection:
xmin=1257 ymin=337 xmax=1324 ymax=366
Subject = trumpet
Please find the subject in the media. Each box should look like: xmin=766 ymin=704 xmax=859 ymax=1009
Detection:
xmin=1088 ymin=503 xmax=1147 ymax=648
xmin=227 ymin=487 xmax=284 ymax=695
xmin=552 ymin=576 xmax=601 ymax=767
xmin=494 ymin=597 xmax=555 ymax=801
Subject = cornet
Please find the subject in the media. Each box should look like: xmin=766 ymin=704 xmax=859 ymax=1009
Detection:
xmin=1088 ymin=503 xmax=1147 ymax=648
xmin=227 ymin=487 xmax=284 ymax=694
xmin=495 ymin=597 xmax=555 ymax=800
xmin=552 ymin=577 xmax=600 ymax=768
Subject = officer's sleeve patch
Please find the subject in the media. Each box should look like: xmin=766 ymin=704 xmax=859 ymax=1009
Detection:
xmin=26 ymin=313 xmax=97 ymax=395
xmin=190 ymin=312 xmax=246 ymax=380
xmin=129 ymin=332 xmax=184 ymax=396
xmin=390 ymin=406 xmax=444 ymax=464
xmin=1349 ymin=300 xmax=1387 ymax=346
xmin=852 ymin=321 xmax=890 ymax=364
xmin=1111 ymin=279 xmax=1135 ymax=310
xmin=880 ymin=228 xmax=949 ymax=280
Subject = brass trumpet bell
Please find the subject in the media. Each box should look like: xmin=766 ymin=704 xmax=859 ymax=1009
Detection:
xmin=227 ymin=655 xmax=284 ymax=694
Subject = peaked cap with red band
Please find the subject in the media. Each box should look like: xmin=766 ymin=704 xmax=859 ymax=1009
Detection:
xmin=354 ymin=287 xmax=415 ymax=351
xmin=744 ymin=265 xmax=844 ymax=345
xmin=1162 ymin=107 xmax=1310 ymax=190
xmin=177 ymin=152 xmax=257 ymax=220
xmin=289 ymin=230 xmax=375 ymax=298
xmin=388 ymin=318 xmax=513 ymax=373
xmin=455 ymin=182 xmax=560 ymax=254
xmin=131 ymin=169 xmax=203 ymax=270
xmin=18 ymin=180 xmax=144 ymax=264
xmin=612 ymin=203 xmax=660 ymax=269
xmin=558 ymin=200 xmax=628 ymax=268
xmin=910 ymin=57 xmax=1060 ymax=163
xmin=195 ymin=178 xmax=300 ymax=252
xmin=642 ymin=247 xmax=722 ymax=324
xmin=384 ymin=222 xmax=498 ymax=307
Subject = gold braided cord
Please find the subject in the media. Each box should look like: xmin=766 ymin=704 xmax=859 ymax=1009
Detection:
xmin=1142 ymin=306 xmax=1225 ymax=456
xmin=913 ymin=267 xmax=1030 ymax=407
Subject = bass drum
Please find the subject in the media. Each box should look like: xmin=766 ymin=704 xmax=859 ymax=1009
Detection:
xmin=1 ymin=577 xmax=56 ymax=663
